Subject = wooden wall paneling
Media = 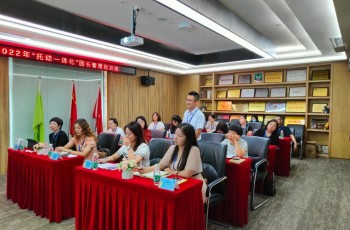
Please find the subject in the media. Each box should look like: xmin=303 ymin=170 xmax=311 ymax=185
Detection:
xmin=176 ymin=74 xmax=200 ymax=118
xmin=0 ymin=57 xmax=9 ymax=174
xmin=330 ymin=61 xmax=350 ymax=159
xmin=107 ymin=69 xmax=179 ymax=129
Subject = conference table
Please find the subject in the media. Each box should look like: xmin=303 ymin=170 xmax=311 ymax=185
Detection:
xmin=209 ymin=157 xmax=252 ymax=227
xmin=75 ymin=167 xmax=205 ymax=230
xmin=6 ymin=148 xmax=84 ymax=222
xmin=275 ymin=137 xmax=291 ymax=177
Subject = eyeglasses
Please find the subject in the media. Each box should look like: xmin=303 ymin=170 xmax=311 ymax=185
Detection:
xmin=185 ymin=99 xmax=195 ymax=102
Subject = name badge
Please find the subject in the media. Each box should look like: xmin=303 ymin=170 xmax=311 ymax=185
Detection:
xmin=159 ymin=178 xmax=177 ymax=191
xmin=83 ymin=160 xmax=93 ymax=170
xmin=50 ymin=152 xmax=61 ymax=161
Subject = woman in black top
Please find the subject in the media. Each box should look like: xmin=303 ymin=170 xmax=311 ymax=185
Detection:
xmin=48 ymin=117 xmax=69 ymax=149
xmin=254 ymin=119 xmax=279 ymax=145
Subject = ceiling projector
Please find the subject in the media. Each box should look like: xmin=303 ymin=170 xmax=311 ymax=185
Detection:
xmin=120 ymin=35 xmax=144 ymax=47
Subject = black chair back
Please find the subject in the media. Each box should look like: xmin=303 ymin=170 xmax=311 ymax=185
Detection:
xmin=200 ymin=133 xmax=225 ymax=143
xmin=287 ymin=124 xmax=305 ymax=141
xmin=97 ymin=133 xmax=121 ymax=156
xmin=229 ymin=119 xmax=240 ymax=126
xmin=27 ymin=138 xmax=37 ymax=149
xmin=150 ymin=129 xmax=166 ymax=138
xmin=248 ymin=122 xmax=262 ymax=130
xmin=241 ymin=135 xmax=269 ymax=167
xmin=164 ymin=123 xmax=171 ymax=131
xmin=198 ymin=142 xmax=226 ymax=183
xmin=148 ymin=138 xmax=173 ymax=166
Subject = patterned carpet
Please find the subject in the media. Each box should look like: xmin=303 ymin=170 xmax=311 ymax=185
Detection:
xmin=0 ymin=158 xmax=349 ymax=230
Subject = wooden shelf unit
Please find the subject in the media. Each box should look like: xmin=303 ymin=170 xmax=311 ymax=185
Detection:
xmin=199 ymin=64 xmax=332 ymax=155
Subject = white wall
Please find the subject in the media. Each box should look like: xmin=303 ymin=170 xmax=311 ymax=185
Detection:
xmin=9 ymin=58 xmax=103 ymax=146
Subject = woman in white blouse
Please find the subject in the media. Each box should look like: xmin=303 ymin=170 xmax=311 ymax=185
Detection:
xmin=107 ymin=117 xmax=125 ymax=137
xmin=148 ymin=112 xmax=165 ymax=130
xmin=205 ymin=113 xmax=218 ymax=133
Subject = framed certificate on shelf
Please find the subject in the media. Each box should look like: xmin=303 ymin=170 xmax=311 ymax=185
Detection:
xmin=289 ymin=87 xmax=306 ymax=97
xmin=270 ymin=88 xmax=286 ymax=97
xmin=255 ymin=88 xmax=269 ymax=98
xmin=254 ymin=72 xmax=263 ymax=83
xmin=286 ymin=101 xmax=306 ymax=113
xmin=217 ymin=101 xmax=232 ymax=111
xmin=312 ymin=103 xmax=327 ymax=113
xmin=312 ymin=70 xmax=330 ymax=80
xmin=312 ymin=87 xmax=328 ymax=96
xmin=216 ymin=90 xmax=227 ymax=98
xmin=286 ymin=69 xmax=307 ymax=82
xmin=218 ymin=75 xmax=234 ymax=85
xmin=264 ymin=71 xmax=283 ymax=83
xmin=240 ymin=88 xmax=255 ymax=98
xmin=284 ymin=116 xmax=305 ymax=125
xmin=248 ymin=102 xmax=266 ymax=112
xmin=231 ymin=103 xmax=249 ymax=112
xmin=227 ymin=89 xmax=240 ymax=98
xmin=238 ymin=74 xmax=251 ymax=84
xmin=266 ymin=102 xmax=286 ymax=113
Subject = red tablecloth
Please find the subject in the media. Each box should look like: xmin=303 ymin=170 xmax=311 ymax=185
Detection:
xmin=209 ymin=158 xmax=252 ymax=227
xmin=75 ymin=167 xmax=205 ymax=230
xmin=275 ymin=137 xmax=291 ymax=177
xmin=6 ymin=148 xmax=84 ymax=222
xmin=267 ymin=145 xmax=277 ymax=180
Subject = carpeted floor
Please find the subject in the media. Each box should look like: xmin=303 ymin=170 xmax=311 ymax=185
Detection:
xmin=0 ymin=158 xmax=349 ymax=230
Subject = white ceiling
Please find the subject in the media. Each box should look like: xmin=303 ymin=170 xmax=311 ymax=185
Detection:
xmin=0 ymin=0 xmax=347 ymax=74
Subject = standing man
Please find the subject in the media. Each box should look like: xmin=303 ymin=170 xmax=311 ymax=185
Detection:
xmin=275 ymin=115 xmax=298 ymax=151
xmin=183 ymin=91 xmax=205 ymax=139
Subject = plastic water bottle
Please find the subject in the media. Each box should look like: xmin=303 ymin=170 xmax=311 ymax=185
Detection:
xmin=280 ymin=130 xmax=284 ymax=139
xmin=92 ymin=153 xmax=99 ymax=170
xmin=48 ymin=144 xmax=54 ymax=152
xmin=166 ymin=130 xmax=171 ymax=138
xmin=153 ymin=163 xmax=161 ymax=186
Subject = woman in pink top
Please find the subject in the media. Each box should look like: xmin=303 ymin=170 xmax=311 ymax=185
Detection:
xmin=57 ymin=118 xmax=97 ymax=160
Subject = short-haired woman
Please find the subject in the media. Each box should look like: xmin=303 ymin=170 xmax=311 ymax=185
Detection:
xmin=148 ymin=112 xmax=165 ymax=130
xmin=99 ymin=121 xmax=150 ymax=167
xmin=107 ymin=117 xmax=125 ymax=137
xmin=205 ymin=113 xmax=218 ymax=133
xmin=221 ymin=125 xmax=248 ymax=158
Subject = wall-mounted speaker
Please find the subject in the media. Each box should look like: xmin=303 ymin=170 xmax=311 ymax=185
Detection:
xmin=140 ymin=76 xmax=155 ymax=86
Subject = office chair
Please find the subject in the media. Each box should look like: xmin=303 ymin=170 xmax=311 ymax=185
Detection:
xmin=287 ymin=124 xmax=305 ymax=159
xmin=150 ymin=129 xmax=166 ymax=138
xmin=198 ymin=141 xmax=228 ymax=230
xmin=241 ymin=135 xmax=270 ymax=210
xmin=97 ymin=133 xmax=121 ymax=156
xmin=148 ymin=138 xmax=173 ymax=166
xmin=200 ymin=133 xmax=225 ymax=143
xmin=248 ymin=122 xmax=262 ymax=131
xmin=229 ymin=119 xmax=240 ymax=126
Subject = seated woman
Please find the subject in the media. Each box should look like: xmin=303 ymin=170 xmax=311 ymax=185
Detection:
xmin=56 ymin=118 xmax=97 ymax=160
xmin=239 ymin=115 xmax=253 ymax=136
xmin=138 ymin=123 xmax=206 ymax=203
xmin=107 ymin=117 xmax=125 ymax=137
xmin=148 ymin=112 xmax=165 ymax=130
xmin=34 ymin=117 xmax=69 ymax=150
xmin=213 ymin=121 xmax=229 ymax=134
xmin=205 ymin=113 xmax=218 ymax=133
xmin=99 ymin=121 xmax=150 ymax=167
xmin=136 ymin=116 xmax=151 ymax=143
xmin=169 ymin=115 xmax=182 ymax=134
xmin=250 ymin=114 xmax=259 ymax=122
xmin=221 ymin=125 xmax=248 ymax=158
xmin=254 ymin=119 xmax=279 ymax=145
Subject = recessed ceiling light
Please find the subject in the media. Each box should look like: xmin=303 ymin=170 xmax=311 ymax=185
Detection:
xmin=157 ymin=17 xmax=167 ymax=21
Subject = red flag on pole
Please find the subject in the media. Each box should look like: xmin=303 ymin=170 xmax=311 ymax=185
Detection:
xmin=69 ymin=82 xmax=78 ymax=136
xmin=93 ymin=85 xmax=103 ymax=134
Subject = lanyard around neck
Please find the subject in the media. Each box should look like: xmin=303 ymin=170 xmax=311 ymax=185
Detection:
xmin=187 ymin=108 xmax=198 ymax=123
